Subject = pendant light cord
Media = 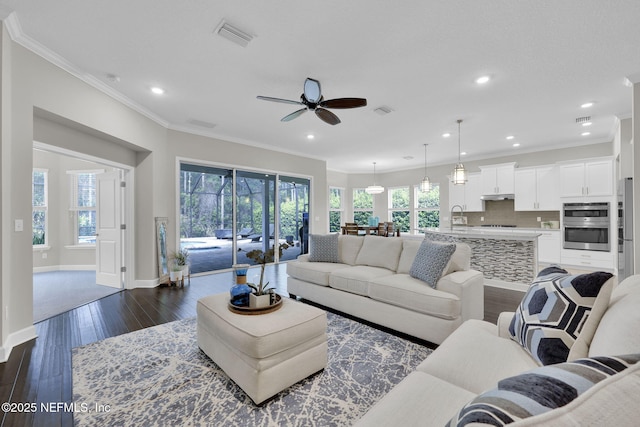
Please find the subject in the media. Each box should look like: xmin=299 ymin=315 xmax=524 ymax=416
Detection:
xmin=457 ymin=119 xmax=462 ymax=163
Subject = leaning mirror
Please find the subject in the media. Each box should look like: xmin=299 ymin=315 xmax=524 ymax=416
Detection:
xmin=155 ymin=217 xmax=169 ymax=284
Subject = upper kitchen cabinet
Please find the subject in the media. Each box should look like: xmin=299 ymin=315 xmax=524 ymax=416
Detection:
xmin=480 ymin=163 xmax=516 ymax=196
xmin=514 ymin=165 xmax=560 ymax=211
xmin=559 ymin=158 xmax=613 ymax=198
xmin=449 ymin=172 xmax=485 ymax=212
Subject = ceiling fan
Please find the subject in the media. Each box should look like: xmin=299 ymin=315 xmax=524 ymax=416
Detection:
xmin=257 ymin=78 xmax=367 ymax=125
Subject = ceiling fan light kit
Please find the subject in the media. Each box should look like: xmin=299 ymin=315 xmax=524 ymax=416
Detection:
xmin=257 ymin=78 xmax=367 ymax=125
xmin=452 ymin=119 xmax=468 ymax=185
xmin=365 ymin=162 xmax=384 ymax=195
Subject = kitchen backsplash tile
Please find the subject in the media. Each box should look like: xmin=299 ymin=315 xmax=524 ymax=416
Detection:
xmin=464 ymin=200 xmax=560 ymax=228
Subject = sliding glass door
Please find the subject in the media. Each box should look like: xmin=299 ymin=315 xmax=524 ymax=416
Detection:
xmin=180 ymin=162 xmax=310 ymax=274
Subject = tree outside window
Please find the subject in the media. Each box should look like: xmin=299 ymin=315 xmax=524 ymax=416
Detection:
xmin=352 ymin=188 xmax=373 ymax=225
xmin=388 ymin=187 xmax=410 ymax=232
xmin=416 ymin=184 xmax=440 ymax=229
xmin=32 ymin=169 xmax=47 ymax=246
xmin=329 ymin=187 xmax=344 ymax=232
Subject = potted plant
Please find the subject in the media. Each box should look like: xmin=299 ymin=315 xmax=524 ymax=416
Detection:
xmin=242 ymin=242 xmax=289 ymax=308
xmin=171 ymin=248 xmax=190 ymax=276
xmin=169 ymin=264 xmax=183 ymax=283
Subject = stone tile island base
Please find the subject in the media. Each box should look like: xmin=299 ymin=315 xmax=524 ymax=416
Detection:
xmin=424 ymin=231 xmax=538 ymax=284
xmin=196 ymin=293 xmax=328 ymax=404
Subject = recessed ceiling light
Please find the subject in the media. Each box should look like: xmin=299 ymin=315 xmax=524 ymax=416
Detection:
xmin=581 ymin=102 xmax=594 ymax=108
xmin=582 ymin=122 xmax=592 ymax=127
xmin=506 ymin=135 xmax=515 ymax=140
xmin=512 ymin=143 xmax=520 ymax=147
xmin=306 ymin=134 xmax=315 ymax=140
xmin=476 ymin=75 xmax=490 ymax=84
xmin=581 ymin=131 xmax=591 ymax=136
xmin=151 ymin=87 xmax=165 ymax=95
xmin=442 ymin=133 xmax=451 ymax=138
xmin=461 ymin=151 xmax=467 ymax=156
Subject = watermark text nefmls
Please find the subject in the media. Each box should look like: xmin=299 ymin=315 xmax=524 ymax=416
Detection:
xmin=40 ymin=402 xmax=111 ymax=413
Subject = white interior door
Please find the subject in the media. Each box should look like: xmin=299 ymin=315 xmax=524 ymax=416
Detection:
xmin=96 ymin=170 xmax=123 ymax=288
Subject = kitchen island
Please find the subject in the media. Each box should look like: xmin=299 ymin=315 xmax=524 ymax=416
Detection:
xmin=422 ymin=227 xmax=541 ymax=285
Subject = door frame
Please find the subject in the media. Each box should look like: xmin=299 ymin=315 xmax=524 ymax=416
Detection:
xmin=32 ymin=141 xmax=135 ymax=289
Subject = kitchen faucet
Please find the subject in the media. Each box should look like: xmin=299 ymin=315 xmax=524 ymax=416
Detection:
xmin=450 ymin=205 xmax=464 ymax=230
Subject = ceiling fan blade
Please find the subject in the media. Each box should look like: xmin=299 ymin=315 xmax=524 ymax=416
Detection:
xmin=315 ymin=108 xmax=341 ymax=125
xmin=281 ymin=108 xmax=307 ymax=122
xmin=320 ymin=98 xmax=368 ymax=109
xmin=304 ymin=78 xmax=322 ymax=103
xmin=257 ymin=96 xmax=304 ymax=106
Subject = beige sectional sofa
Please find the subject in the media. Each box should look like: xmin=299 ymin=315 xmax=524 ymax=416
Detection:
xmin=287 ymin=234 xmax=484 ymax=345
xmin=355 ymin=273 xmax=640 ymax=426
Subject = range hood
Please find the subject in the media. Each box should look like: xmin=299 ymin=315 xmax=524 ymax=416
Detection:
xmin=481 ymin=194 xmax=515 ymax=201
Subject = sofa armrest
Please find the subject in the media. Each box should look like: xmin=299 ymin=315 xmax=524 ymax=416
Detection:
xmin=497 ymin=312 xmax=515 ymax=338
xmin=296 ymin=254 xmax=310 ymax=262
xmin=437 ymin=270 xmax=484 ymax=321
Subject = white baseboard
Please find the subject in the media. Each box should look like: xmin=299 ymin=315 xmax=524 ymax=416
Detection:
xmin=0 ymin=325 xmax=38 ymax=363
xmin=33 ymin=265 xmax=96 ymax=273
xmin=131 ymin=278 xmax=160 ymax=289
xmin=485 ymin=278 xmax=529 ymax=292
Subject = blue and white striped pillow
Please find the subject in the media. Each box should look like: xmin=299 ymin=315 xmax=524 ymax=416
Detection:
xmin=447 ymin=354 xmax=640 ymax=426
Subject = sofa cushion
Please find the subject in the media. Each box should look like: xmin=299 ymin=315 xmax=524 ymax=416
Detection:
xmin=338 ymin=235 xmax=364 ymax=265
xmin=445 ymin=243 xmax=471 ymax=275
xmin=446 ymin=354 xmax=640 ymax=426
xmin=589 ymin=275 xmax=640 ymax=357
xmin=396 ymin=239 xmax=422 ymax=274
xmin=509 ymin=266 xmax=613 ymax=366
xmin=354 ymin=371 xmax=477 ymax=427
xmin=308 ymin=233 xmax=340 ymax=263
xmin=368 ymin=274 xmax=461 ymax=319
xmin=418 ymin=319 xmax=539 ymax=395
xmin=355 ymin=235 xmax=403 ymax=271
xmin=286 ymin=260 xmax=350 ymax=287
xmin=409 ymin=239 xmax=456 ymax=288
xmin=329 ymin=265 xmax=395 ymax=296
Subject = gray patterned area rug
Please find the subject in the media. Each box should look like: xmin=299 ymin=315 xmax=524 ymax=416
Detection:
xmin=72 ymin=312 xmax=432 ymax=426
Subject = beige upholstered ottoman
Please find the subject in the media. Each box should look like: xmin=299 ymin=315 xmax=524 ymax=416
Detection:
xmin=196 ymin=293 xmax=328 ymax=404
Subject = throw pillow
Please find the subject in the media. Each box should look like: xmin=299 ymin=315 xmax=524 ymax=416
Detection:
xmin=446 ymin=354 xmax=640 ymax=426
xmin=509 ymin=267 xmax=613 ymax=366
xmin=308 ymin=233 xmax=339 ymax=263
xmin=409 ymin=239 xmax=456 ymax=288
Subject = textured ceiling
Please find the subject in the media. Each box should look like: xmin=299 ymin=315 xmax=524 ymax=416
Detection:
xmin=1 ymin=0 xmax=640 ymax=173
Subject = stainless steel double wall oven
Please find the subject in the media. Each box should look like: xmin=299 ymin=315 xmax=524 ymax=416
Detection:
xmin=563 ymin=202 xmax=611 ymax=252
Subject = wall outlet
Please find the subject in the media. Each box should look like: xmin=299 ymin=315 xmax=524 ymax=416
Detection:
xmin=42 ymin=252 xmax=47 ymax=259
xmin=480 ymin=216 xmax=484 ymax=222
xmin=14 ymin=219 xmax=23 ymax=232
xmin=537 ymin=217 xmax=542 ymax=222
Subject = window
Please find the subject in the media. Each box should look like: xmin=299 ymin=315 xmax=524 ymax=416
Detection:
xmin=352 ymin=188 xmax=373 ymax=225
xmin=329 ymin=187 xmax=344 ymax=232
xmin=32 ymin=169 xmax=48 ymax=246
xmin=69 ymin=171 xmax=100 ymax=245
xmin=388 ymin=187 xmax=410 ymax=232
xmin=416 ymin=183 xmax=440 ymax=229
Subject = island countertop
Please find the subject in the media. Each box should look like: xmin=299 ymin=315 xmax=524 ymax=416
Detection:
xmin=420 ymin=227 xmax=542 ymax=241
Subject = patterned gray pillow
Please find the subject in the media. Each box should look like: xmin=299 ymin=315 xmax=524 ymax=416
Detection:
xmin=409 ymin=239 xmax=456 ymax=288
xmin=308 ymin=233 xmax=340 ymax=263
xmin=447 ymin=354 xmax=640 ymax=426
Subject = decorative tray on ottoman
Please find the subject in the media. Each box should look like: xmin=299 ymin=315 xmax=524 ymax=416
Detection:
xmin=228 ymin=294 xmax=283 ymax=315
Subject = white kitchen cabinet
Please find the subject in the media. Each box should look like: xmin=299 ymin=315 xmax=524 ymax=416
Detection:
xmin=480 ymin=163 xmax=516 ymax=195
xmin=559 ymin=159 xmax=613 ymax=198
xmin=538 ymin=230 xmax=561 ymax=264
xmin=514 ymin=166 xmax=559 ymax=211
xmin=449 ymin=173 xmax=485 ymax=212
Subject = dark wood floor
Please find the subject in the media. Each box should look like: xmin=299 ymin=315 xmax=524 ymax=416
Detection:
xmin=0 ymin=264 xmax=523 ymax=427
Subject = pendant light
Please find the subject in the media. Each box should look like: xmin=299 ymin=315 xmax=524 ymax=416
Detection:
xmin=452 ymin=119 xmax=468 ymax=185
xmin=420 ymin=144 xmax=431 ymax=192
xmin=365 ymin=162 xmax=384 ymax=194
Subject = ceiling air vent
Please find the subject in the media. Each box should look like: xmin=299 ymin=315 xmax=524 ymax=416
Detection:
xmin=215 ymin=20 xmax=253 ymax=47
xmin=373 ymin=106 xmax=393 ymax=116
xmin=575 ymin=116 xmax=591 ymax=124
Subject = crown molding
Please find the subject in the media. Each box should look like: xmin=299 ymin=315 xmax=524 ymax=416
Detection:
xmin=3 ymin=12 xmax=169 ymax=128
